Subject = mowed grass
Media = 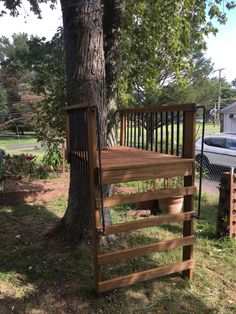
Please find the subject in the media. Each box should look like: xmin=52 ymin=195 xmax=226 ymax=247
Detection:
xmin=0 ymin=195 xmax=235 ymax=313
xmin=0 ymin=136 xmax=38 ymax=149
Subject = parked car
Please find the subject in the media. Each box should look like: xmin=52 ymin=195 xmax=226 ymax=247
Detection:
xmin=195 ymin=133 xmax=236 ymax=171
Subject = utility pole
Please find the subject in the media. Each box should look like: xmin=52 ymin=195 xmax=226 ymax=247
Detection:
xmin=214 ymin=68 xmax=225 ymax=126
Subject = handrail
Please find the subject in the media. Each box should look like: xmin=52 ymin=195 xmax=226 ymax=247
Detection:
xmin=65 ymin=102 xmax=90 ymax=111
xmin=120 ymin=103 xmax=197 ymax=114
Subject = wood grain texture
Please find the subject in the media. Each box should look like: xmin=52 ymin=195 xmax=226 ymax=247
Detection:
xmin=120 ymin=103 xmax=197 ymax=114
xmin=106 ymin=211 xmax=194 ymax=235
xmin=98 ymin=259 xmax=195 ymax=292
xmin=97 ymin=186 xmax=196 ymax=207
xmin=98 ymin=235 xmax=196 ymax=265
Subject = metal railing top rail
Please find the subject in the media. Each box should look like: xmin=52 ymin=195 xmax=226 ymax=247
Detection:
xmin=119 ymin=103 xmax=197 ymax=114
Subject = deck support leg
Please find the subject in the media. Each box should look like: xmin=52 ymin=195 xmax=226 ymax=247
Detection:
xmin=182 ymin=174 xmax=194 ymax=280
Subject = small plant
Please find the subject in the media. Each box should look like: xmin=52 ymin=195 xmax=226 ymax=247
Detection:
xmin=42 ymin=145 xmax=62 ymax=170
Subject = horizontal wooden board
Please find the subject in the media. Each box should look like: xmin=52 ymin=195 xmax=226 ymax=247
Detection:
xmin=119 ymin=103 xmax=197 ymax=114
xmin=105 ymin=211 xmax=194 ymax=235
xmin=99 ymin=147 xmax=194 ymax=171
xmin=64 ymin=103 xmax=89 ymax=110
xmin=98 ymin=259 xmax=195 ymax=292
xmin=102 ymin=163 xmax=193 ymax=184
xmin=97 ymin=186 xmax=196 ymax=207
xmin=98 ymin=235 xmax=196 ymax=265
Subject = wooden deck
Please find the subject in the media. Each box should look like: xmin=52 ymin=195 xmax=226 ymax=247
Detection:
xmin=98 ymin=147 xmax=195 ymax=184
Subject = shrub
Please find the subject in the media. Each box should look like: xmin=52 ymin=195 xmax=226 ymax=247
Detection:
xmin=4 ymin=153 xmax=55 ymax=180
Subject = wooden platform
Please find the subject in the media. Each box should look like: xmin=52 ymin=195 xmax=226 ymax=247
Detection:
xmin=97 ymin=147 xmax=195 ymax=184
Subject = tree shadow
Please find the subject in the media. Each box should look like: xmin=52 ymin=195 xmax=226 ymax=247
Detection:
xmin=0 ymin=202 xmax=218 ymax=314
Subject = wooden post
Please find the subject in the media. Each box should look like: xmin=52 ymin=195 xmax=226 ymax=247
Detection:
xmin=87 ymin=107 xmax=102 ymax=295
xmin=182 ymin=106 xmax=196 ymax=280
xmin=120 ymin=112 xmax=126 ymax=146
xmin=65 ymin=114 xmax=70 ymax=162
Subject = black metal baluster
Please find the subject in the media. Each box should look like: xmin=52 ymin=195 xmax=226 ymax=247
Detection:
xmin=182 ymin=111 xmax=185 ymax=157
xmin=142 ymin=113 xmax=144 ymax=149
xmin=171 ymin=111 xmax=174 ymax=155
xmin=134 ymin=113 xmax=137 ymax=147
xmin=176 ymin=111 xmax=180 ymax=156
xmin=150 ymin=113 xmax=153 ymax=151
xmin=155 ymin=112 xmax=158 ymax=152
xmin=146 ymin=113 xmax=149 ymax=150
xmin=127 ymin=113 xmax=130 ymax=146
xmin=138 ymin=113 xmax=140 ymax=149
xmin=160 ymin=112 xmax=163 ymax=153
xmin=165 ymin=112 xmax=169 ymax=154
xmin=130 ymin=113 xmax=133 ymax=147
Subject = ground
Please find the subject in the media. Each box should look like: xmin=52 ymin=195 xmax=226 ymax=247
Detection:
xmin=0 ymin=195 xmax=235 ymax=314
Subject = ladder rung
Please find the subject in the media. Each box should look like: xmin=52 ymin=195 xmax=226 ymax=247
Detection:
xmin=105 ymin=211 xmax=194 ymax=235
xmin=98 ymin=235 xmax=196 ymax=265
xmin=96 ymin=186 xmax=196 ymax=207
xmin=98 ymin=259 xmax=195 ymax=293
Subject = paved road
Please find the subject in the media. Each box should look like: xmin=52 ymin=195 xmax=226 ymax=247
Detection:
xmin=6 ymin=143 xmax=42 ymax=150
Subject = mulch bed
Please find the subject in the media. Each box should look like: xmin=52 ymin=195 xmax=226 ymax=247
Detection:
xmin=0 ymin=174 xmax=69 ymax=205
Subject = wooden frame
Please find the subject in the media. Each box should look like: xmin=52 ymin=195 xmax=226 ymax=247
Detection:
xmin=65 ymin=103 xmax=197 ymax=294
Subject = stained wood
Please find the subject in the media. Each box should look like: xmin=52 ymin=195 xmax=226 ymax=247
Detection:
xmin=102 ymin=163 xmax=193 ymax=184
xmin=98 ymin=235 xmax=196 ymax=265
xmin=105 ymin=211 xmax=194 ymax=235
xmin=64 ymin=103 xmax=89 ymax=110
xmin=98 ymin=259 xmax=195 ymax=292
xmin=97 ymin=186 xmax=196 ymax=207
xmin=87 ymin=108 xmax=102 ymax=294
xmin=120 ymin=103 xmax=197 ymax=114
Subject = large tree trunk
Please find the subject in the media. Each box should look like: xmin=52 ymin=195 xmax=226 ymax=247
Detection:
xmin=103 ymin=0 xmax=126 ymax=147
xmin=59 ymin=0 xmax=107 ymax=240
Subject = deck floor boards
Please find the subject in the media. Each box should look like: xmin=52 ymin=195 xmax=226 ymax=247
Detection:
xmin=97 ymin=147 xmax=194 ymax=170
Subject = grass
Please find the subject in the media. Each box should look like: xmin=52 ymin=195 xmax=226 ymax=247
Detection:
xmin=0 ymin=136 xmax=38 ymax=149
xmin=0 ymin=195 xmax=235 ymax=313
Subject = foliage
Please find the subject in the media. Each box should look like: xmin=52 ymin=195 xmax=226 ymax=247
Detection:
xmin=0 ymin=85 xmax=7 ymax=117
xmin=119 ymin=1 xmax=236 ymax=107
xmin=0 ymin=33 xmax=38 ymax=131
xmin=4 ymin=153 xmax=54 ymax=180
xmin=27 ymin=28 xmax=66 ymax=146
xmin=42 ymin=145 xmax=62 ymax=170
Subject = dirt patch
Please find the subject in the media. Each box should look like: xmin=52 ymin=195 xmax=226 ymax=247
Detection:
xmin=0 ymin=174 xmax=69 ymax=205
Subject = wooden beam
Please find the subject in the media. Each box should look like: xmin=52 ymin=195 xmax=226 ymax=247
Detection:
xmin=98 ymin=236 xmax=196 ymax=265
xmin=64 ymin=103 xmax=89 ymax=111
xmin=119 ymin=104 xmax=197 ymax=114
xmin=98 ymin=259 xmax=195 ymax=293
xmin=97 ymin=186 xmax=196 ymax=207
xmin=102 ymin=162 xmax=193 ymax=184
xmin=105 ymin=211 xmax=194 ymax=235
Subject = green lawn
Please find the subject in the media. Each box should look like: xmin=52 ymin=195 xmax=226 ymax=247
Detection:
xmin=0 ymin=137 xmax=38 ymax=149
xmin=0 ymin=195 xmax=235 ymax=313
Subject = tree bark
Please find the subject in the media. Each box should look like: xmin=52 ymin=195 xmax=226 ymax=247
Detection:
xmin=59 ymin=0 xmax=107 ymax=240
xmin=103 ymin=0 xmax=126 ymax=147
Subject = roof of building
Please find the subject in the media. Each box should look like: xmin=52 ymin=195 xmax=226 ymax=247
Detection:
xmin=220 ymin=102 xmax=236 ymax=114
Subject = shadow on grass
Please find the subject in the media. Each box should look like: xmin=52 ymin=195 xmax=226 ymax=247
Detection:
xmin=0 ymin=202 xmax=216 ymax=314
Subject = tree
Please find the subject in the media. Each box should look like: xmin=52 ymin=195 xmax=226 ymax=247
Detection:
xmin=1 ymin=0 xmax=235 ymax=241
xmin=28 ymin=28 xmax=66 ymax=147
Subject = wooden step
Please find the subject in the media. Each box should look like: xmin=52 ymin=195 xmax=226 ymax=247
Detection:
xmin=98 ymin=235 xmax=196 ymax=265
xmin=98 ymin=259 xmax=195 ymax=293
xmin=105 ymin=211 xmax=194 ymax=235
xmin=96 ymin=186 xmax=196 ymax=207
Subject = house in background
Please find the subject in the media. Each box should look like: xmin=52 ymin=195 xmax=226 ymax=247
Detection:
xmin=220 ymin=102 xmax=236 ymax=133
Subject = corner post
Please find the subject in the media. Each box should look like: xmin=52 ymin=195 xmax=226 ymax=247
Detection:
xmin=87 ymin=106 xmax=101 ymax=295
xmin=182 ymin=105 xmax=197 ymax=279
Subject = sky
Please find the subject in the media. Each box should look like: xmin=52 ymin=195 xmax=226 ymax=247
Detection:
xmin=0 ymin=1 xmax=235 ymax=83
